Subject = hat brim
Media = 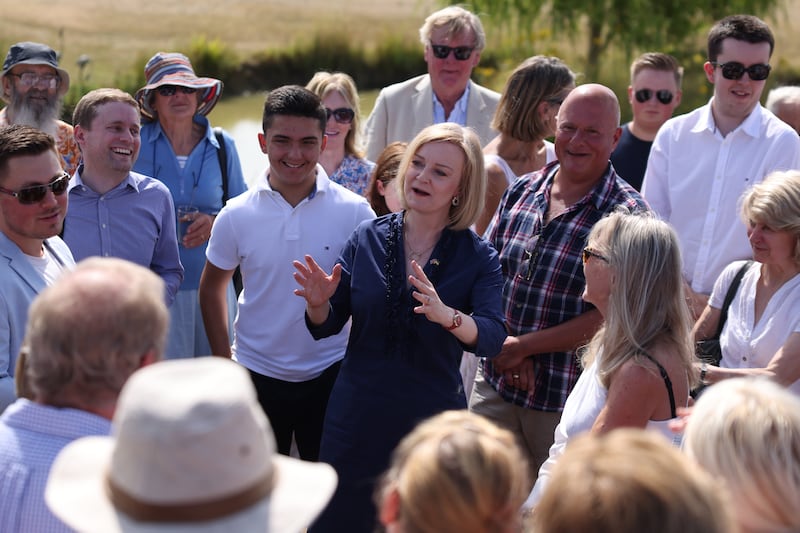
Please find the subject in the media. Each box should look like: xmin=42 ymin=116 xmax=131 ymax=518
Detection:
xmin=46 ymin=436 xmax=337 ymax=533
xmin=135 ymin=74 xmax=223 ymax=120
xmin=0 ymin=60 xmax=70 ymax=101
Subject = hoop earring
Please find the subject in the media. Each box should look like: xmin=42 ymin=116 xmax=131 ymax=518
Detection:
xmin=451 ymin=196 xmax=460 ymax=207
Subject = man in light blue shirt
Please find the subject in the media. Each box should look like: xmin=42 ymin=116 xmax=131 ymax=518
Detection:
xmin=0 ymin=257 xmax=167 ymax=532
xmin=63 ymin=88 xmax=183 ymax=305
xmin=0 ymin=125 xmax=74 ymax=413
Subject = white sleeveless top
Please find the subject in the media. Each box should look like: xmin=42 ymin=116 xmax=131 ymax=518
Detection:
xmin=484 ymin=142 xmax=556 ymax=185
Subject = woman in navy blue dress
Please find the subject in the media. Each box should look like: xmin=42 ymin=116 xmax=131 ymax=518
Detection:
xmin=294 ymin=123 xmax=506 ymax=532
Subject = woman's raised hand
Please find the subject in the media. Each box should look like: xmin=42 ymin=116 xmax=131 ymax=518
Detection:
xmin=293 ymin=254 xmax=342 ymax=308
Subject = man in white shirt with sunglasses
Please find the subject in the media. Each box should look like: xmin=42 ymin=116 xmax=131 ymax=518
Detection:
xmin=364 ymin=6 xmax=500 ymax=161
xmin=642 ymin=14 xmax=800 ymax=318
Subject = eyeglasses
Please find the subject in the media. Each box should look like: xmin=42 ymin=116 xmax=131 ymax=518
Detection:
xmin=711 ymin=61 xmax=771 ymax=81
xmin=582 ymin=247 xmax=609 ymax=264
xmin=8 ymin=72 xmax=60 ymax=90
xmin=430 ymin=44 xmax=475 ymax=61
xmin=0 ymin=172 xmax=70 ymax=204
xmin=156 ymin=85 xmax=198 ymax=97
xmin=325 ymin=107 xmax=355 ymax=124
xmin=635 ymin=89 xmax=674 ymax=105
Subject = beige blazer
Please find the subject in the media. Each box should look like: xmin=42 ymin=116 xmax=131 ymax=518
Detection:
xmin=364 ymin=74 xmax=500 ymax=161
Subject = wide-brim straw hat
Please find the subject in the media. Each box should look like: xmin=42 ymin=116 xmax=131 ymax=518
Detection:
xmin=45 ymin=357 xmax=337 ymax=533
xmin=1 ymin=41 xmax=71 ymax=101
xmin=134 ymin=52 xmax=223 ymax=121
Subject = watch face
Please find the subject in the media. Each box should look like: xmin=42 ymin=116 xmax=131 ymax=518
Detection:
xmin=453 ymin=312 xmax=462 ymax=328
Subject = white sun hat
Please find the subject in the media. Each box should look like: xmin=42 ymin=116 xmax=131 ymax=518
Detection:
xmin=45 ymin=357 xmax=337 ymax=533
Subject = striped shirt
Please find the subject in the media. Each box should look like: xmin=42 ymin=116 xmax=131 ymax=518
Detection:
xmin=0 ymin=399 xmax=111 ymax=532
xmin=483 ymin=161 xmax=648 ymax=411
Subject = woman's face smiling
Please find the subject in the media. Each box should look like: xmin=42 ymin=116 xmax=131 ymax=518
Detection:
xmin=321 ymin=90 xmax=352 ymax=153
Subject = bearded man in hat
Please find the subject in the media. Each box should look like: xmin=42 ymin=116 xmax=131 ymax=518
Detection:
xmin=0 ymin=257 xmax=167 ymax=533
xmin=0 ymin=42 xmax=81 ymax=175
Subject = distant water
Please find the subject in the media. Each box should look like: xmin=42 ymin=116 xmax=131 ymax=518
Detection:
xmin=227 ymin=119 xmax=264 ymax=189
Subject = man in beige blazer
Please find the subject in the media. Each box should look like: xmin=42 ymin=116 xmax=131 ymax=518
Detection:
xmin=364 ymin=6 xmax=500 ymax=161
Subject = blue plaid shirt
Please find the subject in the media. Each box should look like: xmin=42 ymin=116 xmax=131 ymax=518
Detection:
xmin=0 ymin=399 xmax=111 ymax=532
xmin=483 ymin=161 xmax=648 ymax=411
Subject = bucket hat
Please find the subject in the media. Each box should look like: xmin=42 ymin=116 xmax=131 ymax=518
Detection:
xmin=45 ymin=357 xmax=337 ymax=533
xmin=1 ymin=41 xmax=70 ymax=101
xmin=135 ymin=52 xmax=223 ymax=120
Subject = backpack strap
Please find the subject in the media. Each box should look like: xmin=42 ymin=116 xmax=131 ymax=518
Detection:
xmin=213 ymin=127 xmax=229 ymax=204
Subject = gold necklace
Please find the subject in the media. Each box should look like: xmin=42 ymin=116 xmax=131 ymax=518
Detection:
xmin=404 ymin=227 xmax=437 ymax=262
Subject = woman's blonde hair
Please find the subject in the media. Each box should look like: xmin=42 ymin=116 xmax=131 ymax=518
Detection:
xmin=684 ymin=378 xmax=800 ymax=533
xmin=582 ymin=211 xmax=696 ymax=388
xmin=396 ymin=123 xmax=486 ymax=230
xmin=306 ymin=71 xmax=365 ymax=157
xmin=377 ymin=410 xmax=529 ymax=533
xmin=532 ymin=429 xmax=734 ymax=533
xmin=740 ymin=169 xmax=800 ymax=265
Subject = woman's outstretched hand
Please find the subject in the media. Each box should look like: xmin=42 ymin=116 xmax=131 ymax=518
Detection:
xmin=293 ymin=255 xmax=341 ymax=320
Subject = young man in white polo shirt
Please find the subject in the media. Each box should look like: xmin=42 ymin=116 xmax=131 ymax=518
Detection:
xmin=642 ymin=14 xmax=800 ymax=318
xmin=199 ymin=86 xmax=375 ymax=460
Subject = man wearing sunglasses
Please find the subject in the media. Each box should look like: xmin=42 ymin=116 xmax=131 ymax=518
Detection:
xmin=642 ymin=14 xmax=800 ymax=319
xmin=364 ymin=6 xmax=500 ymax=161
xmin=0 ymin=42 xmax=81 ymax=176
xmin=610 ymin=53 xmax=683 ymax=191
xmin=0 ymin=124 xmax=75 ymax=413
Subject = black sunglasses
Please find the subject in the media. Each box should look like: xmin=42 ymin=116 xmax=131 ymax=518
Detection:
xmin=711 ymin=61 xmax=771 ymax=81
xmin=581 ymin=247 xmax=609 ymax=264
xmin=0 ymin=172 xmax=70 ymax=204
xmin=326 ymin=107 xmax=355 ymax=124
xmin=430 ymin=44 xmax=475 ymax=61
xmin=635 ymin=89 xmax=674 ymax=105
xmin=157 ymin=85 xmax=199 ymax=97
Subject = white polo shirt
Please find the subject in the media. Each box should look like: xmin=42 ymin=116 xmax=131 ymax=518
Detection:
xmin=643 ymin=101 xmax=800 ymax=294
xmin=207 ymin=165 xmax=375 ymax=381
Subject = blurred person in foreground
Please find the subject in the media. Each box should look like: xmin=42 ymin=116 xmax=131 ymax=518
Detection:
xmin=134 ymin=52 xmax=247 ymax=358
xmin=684 ymin=377 xmax=800 ymax=533
xmin=307 ymin=71 xmax=375 ymax=195
xmin=0 ymin=257 xmax=167 ymax=532
xmin=45 ymin=357 xmax=337 ymax=533
xmin=531 ymin=429 xmax=735 ymax=533
xmin=294 ymin=122 xmax=506 ymax=532
xmin=765 ymin=85 xmax=800 ymax=134
xmin=376 ymin=410 xmax=529 ymax=533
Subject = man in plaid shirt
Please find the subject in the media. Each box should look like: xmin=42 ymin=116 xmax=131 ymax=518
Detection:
xmin=469 ymin=84 xmax=648 ymax=479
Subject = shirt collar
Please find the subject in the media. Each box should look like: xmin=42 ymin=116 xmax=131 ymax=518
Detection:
xmin=70 ymin=164 xmax=140 ymax=193
xmin=694 ymin=98 xmax=764 ymax=138
xmin=535 ymin=161 xmax=620 ymax=211
xmin=255 ymin=163 xmax=330 ymax=200
xmin=432 ymin=82 xmax=471 ymax=125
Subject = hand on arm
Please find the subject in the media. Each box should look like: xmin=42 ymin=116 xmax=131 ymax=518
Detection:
xmin=292 ymin=254 xmax=341 ymax=326
xmin=408 ymin=260 xmax=479 ymax=346
xmin=703 ymin=331 xmax=800 ymax=386
xmin=492 ymin=309 xmax=603 ymax=371
xmin=198 ymin=261 xmax=234 ymax=358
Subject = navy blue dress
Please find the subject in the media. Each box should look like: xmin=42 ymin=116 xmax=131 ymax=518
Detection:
xmin=308 ymin=212 xmax=506 ymax=532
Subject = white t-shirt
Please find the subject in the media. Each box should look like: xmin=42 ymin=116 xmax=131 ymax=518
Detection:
xmin=206 ymin=164 xmax=375 ymax=381
xmin=711 ymin=260 xmax=800 ymax=395
xmin=642 ymin=102 xmax=800 ymax=294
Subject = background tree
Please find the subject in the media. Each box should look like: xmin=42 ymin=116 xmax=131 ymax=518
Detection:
xmin=450 ymin=0 xmax=786 ymax=80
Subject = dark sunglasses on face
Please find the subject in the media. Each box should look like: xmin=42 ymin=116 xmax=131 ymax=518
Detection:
xmin=711 ymin=61 xmax=771 ymax=81
xmin=326 ymin=107 xmax=355 ymax=124
xmin=635 ymin=88 xmax=674 ymax=105
xmin=581 ymin=247 xmax=609 ymax=265
xmin=0 ymin=172 xmax=70 ymax=204
xmin=430 ymin=44 xmax=475 ymax=61
xmin=156 ymin=85 xmax=199 ymax=97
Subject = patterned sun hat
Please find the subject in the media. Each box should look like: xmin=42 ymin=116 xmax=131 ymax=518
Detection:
xmin=135 ymin=52 xmax=223 ymax=120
